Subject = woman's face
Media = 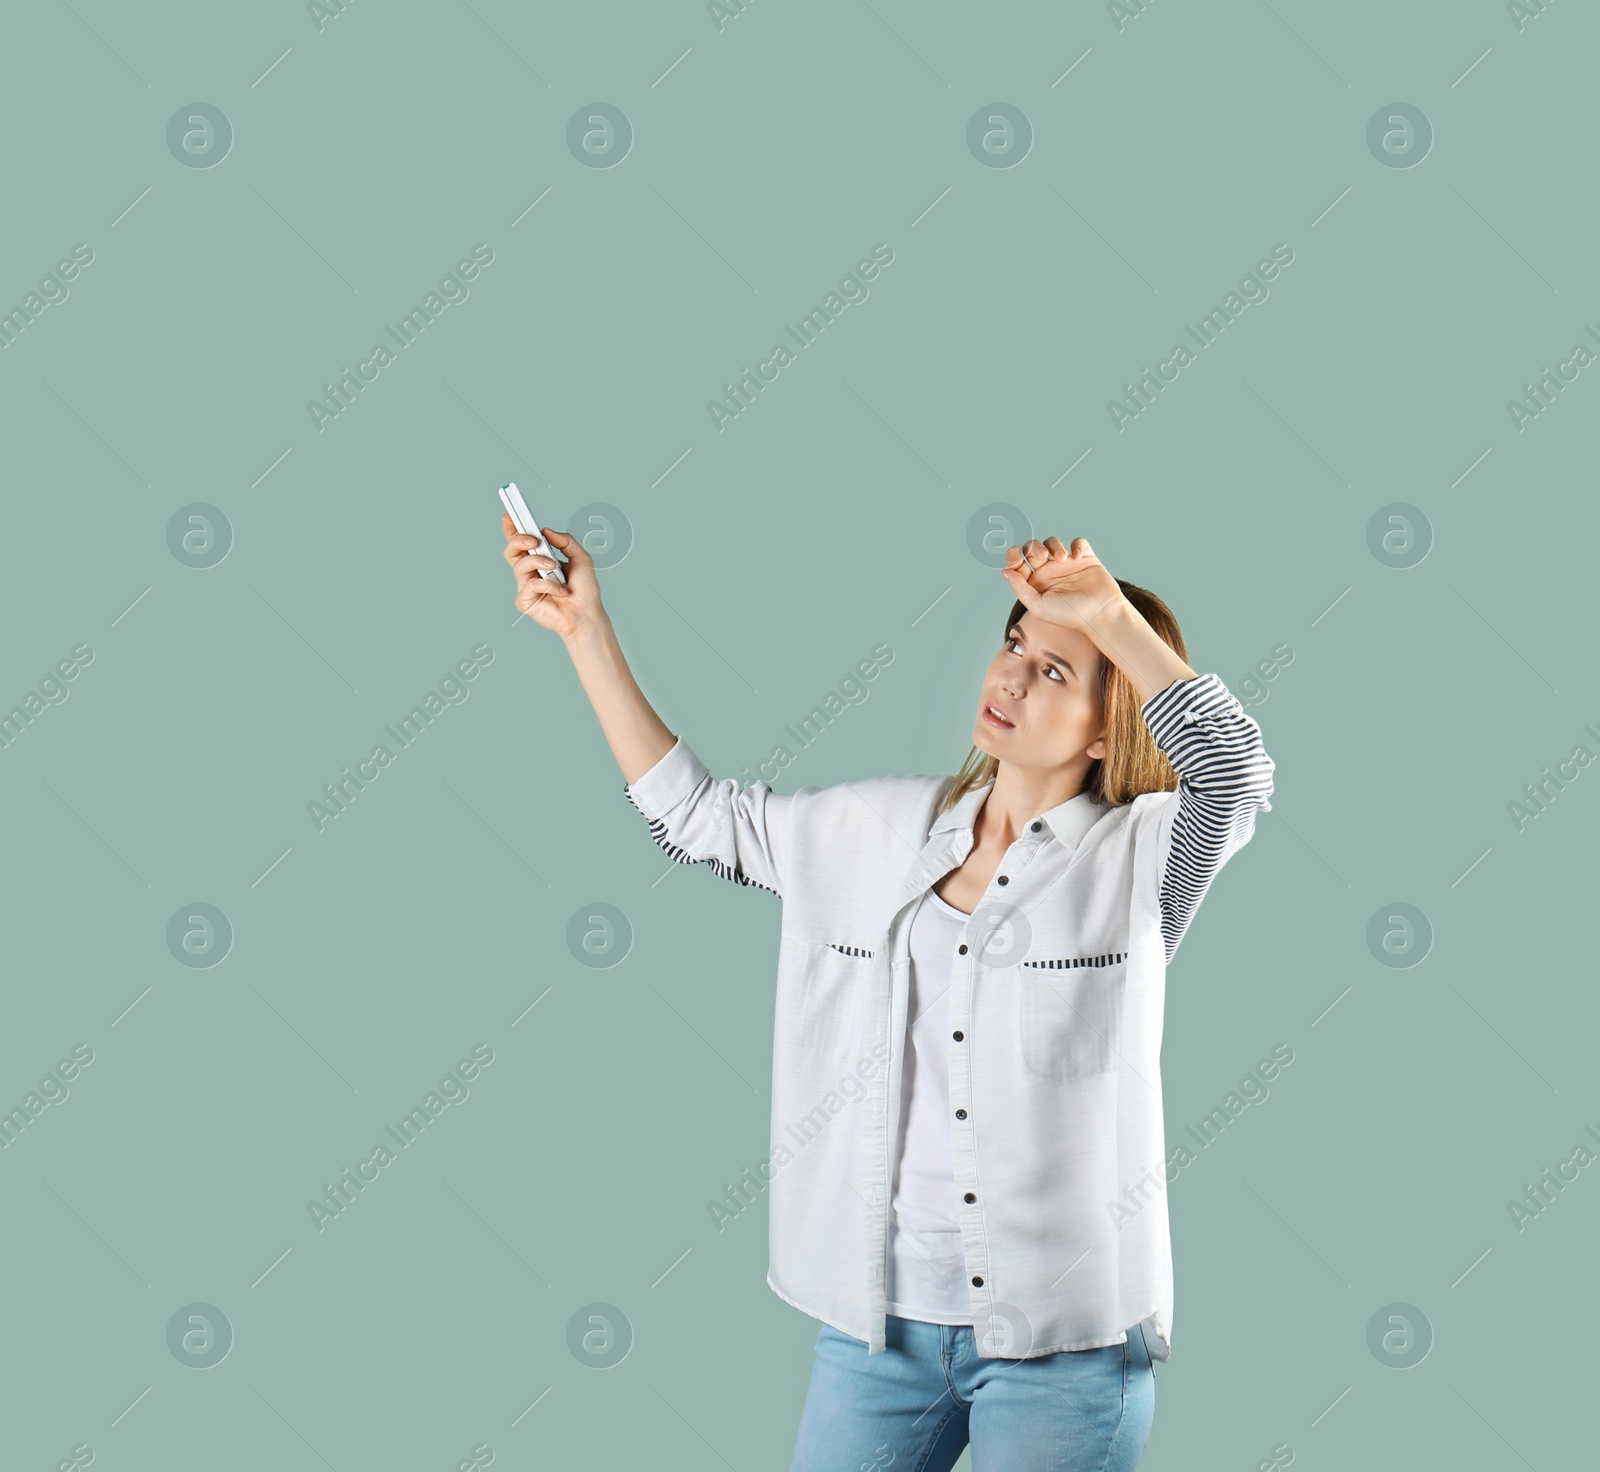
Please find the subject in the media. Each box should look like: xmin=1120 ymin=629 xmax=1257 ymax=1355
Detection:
xmin=973 ymin=612 xmax=1107 ymax=774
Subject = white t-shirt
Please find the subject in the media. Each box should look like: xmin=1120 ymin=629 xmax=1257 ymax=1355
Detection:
xmin=886 ymin=887 xmax=975 ymax=1324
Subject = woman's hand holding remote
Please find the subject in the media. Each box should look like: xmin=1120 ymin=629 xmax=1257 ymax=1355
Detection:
xmin=501 ymin=515 xmax=606 ymax=641
xmin=499 ymin=513 xmax=675 ymax=784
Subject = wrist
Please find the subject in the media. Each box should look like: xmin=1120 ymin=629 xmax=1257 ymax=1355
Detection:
xmin=1087 ymin=593 xmax=1140 ymax=645
xmin=563 ymin=610 xmax=616 ymax=655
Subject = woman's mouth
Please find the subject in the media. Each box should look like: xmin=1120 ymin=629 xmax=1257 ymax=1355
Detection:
xmin=982 ymin=704 xmax=1014 ymax=729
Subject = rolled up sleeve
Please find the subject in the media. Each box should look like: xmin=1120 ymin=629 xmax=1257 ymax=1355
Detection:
xmin=622 ymin=735 xmax=792 ymax=899
xmin=1139 ymin=673 xmax=1275 ymax=965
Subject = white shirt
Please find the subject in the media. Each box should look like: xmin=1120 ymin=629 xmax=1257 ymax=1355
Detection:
xmin=623 ymin=672 xmax=1274 ymax=1360
xmin=886 ymin=887 xmax=972 ymax=1324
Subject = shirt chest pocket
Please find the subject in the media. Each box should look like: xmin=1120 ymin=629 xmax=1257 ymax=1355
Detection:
xmin=798 ymin=941 xmax=879 ymax=1061
xmin=1017 ymin=950 xmax=1129 ymax=1081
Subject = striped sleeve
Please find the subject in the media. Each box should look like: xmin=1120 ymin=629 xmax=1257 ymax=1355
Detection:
xmin=622 ymin=734 xmax=790 ymax=898
xmin=1139 ymin=673 xmax=1275 ymax=966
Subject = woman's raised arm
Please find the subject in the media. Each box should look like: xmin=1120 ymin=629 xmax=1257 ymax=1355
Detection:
xmin=500 ymin=513 xmax=794 ymax=895
xmin=564 ymin=616 xmax=676 ymax=785
xmin=501 ymin=516 xmax=674 ymax=784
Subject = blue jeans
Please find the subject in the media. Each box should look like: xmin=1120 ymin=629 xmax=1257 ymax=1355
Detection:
xmin=790 ymin=1314 xmax=1156 ymax=1472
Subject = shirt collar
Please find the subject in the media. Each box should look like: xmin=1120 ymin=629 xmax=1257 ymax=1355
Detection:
xmin=930 ymin=774 xmax=1108 ymax=852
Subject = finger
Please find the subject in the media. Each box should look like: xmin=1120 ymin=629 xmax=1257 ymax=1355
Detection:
xmin=515 ymin=593 xmax=557 ymax=620
xmin=999 ymin=565 xmax=1038 ymax=606
xmin=502 ymin=535 xmax=544 ymax=565
xmin=540 ymin=527 xmax=592 ymax=569
xmin=1043 ymin=536 xmax=1069 ymax=560
xmin=514 ymin=558 xmax=563 ymax=588
xmin=1073 ymin=536 xmax=1094 ymax=557
xmin=517 ymin=581 xmax=568 ymax=612
xmin=517 ymin=565 xmax=565 ymax=592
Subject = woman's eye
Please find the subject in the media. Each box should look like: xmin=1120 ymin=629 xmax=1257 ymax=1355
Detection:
xmin=1004 ymin=639 xmax=1064 ymax=681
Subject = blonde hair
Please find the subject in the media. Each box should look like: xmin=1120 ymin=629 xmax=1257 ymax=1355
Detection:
xmin=937 ymin=580 xmax=1189 ymax=815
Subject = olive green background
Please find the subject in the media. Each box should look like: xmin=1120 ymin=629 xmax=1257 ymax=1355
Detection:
xmin=2 ymin=1 xmax=1595 ymax=1467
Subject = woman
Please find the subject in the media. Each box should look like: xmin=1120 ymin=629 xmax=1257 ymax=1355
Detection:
xmin=500 ymin=520 xmax=1275 ymax=1470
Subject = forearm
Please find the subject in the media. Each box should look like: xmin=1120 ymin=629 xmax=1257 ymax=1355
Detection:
xmin=562 ymin=615 xmax=677 ymax=785
xmin=1087 ymin=597 xmax=1198 ymax=704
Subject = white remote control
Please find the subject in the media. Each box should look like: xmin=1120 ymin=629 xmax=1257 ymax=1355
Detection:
xmin=498 ymin=483 xmax=567 ymax=587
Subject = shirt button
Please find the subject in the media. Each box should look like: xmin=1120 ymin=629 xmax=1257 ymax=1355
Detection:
xmin=1182 ymin=710 xmax=1197 ymax=725
xmin=997 ymin=875 xmax=1008 ymax=885
xmin=1030 ymin=822 xmax=1041 ymax=833
xmin=958 ymin=944 xmax=968 ymax=955
xmin=955 ymin=1108 xmax=967 ymax=1120
xmin=963 ymin=1192 xmax=976 ymax=1203
xmin=952 ymin=1030 xmax=964 ymax=1041
xmin=971 ymin=1276 xmax=985 ymax=1287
